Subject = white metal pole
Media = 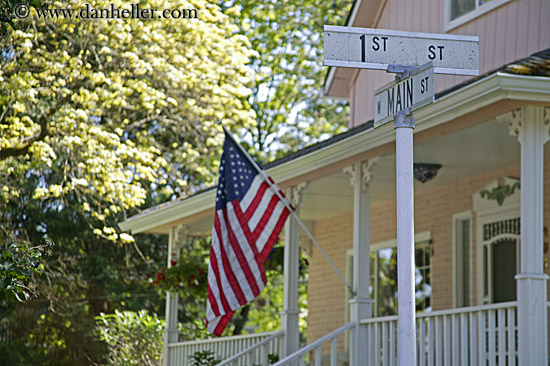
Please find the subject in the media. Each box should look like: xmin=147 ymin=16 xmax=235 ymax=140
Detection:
xmin=281 ymin=206 xmax=300 ymax=359
xmin=163 ymin=227 xmax=179 ymax=366
xmin=394 ymin=111 xmax=416 ymax=366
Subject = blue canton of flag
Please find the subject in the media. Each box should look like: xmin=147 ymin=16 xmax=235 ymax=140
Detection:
xmin=206 ymin=131 xmax=291 ymax=336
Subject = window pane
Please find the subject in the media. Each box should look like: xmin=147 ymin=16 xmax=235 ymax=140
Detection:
xmin=492 ymin=239 xmax=517 ymax=302
xmin=415 ymin=244 xmax=431 ymax=312
xmin=371 ymin=241 xmax=431 ymax=316
xmin=376 ymin=248 xmax=398 ymax=316
xmin=451 ymin=0 xmax=475 ymax=20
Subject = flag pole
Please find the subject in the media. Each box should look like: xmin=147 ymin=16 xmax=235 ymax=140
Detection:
xmin=220 ymin=123 xmax=355 ymax=296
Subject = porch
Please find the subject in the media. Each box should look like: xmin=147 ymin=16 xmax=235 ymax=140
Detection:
xmin=119 ymin=73 xmax=550 ymax=366
xmin=167 ymin=301 xmax=524 ymax=365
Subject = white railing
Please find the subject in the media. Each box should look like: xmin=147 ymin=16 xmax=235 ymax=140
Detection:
xmin=272 ymin=322 xmax=356 ymax=366
xmin=361 ymin=301 xmax=518 ymax=366
xmin=168 ymin=330 xmax=283 ymax=366
xmin=217 ymin=330 xmax=285 ymax=366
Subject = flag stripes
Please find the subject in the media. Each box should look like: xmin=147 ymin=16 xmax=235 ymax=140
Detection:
xmin=206 ymin=131 xmax=291 ymax=336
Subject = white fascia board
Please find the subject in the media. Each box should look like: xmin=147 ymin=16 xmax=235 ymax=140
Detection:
xmin=119 ymin=189 xmax=215 ymax=234
xmin=414 ymin=73 xmax=550 ymax=133
xmin=120 ymin=73 xmax=549 ymax=235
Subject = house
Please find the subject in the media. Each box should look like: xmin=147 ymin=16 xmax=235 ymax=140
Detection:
xmin=119 ymin=0 xmax=550 ymax=364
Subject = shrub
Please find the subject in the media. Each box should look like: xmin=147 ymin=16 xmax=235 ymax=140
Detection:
xmin=96 ymin=310 xmax=164 ymax=366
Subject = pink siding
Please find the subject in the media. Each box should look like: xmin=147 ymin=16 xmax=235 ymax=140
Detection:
xmin=349 ymin=0 xmax=550 ymax=127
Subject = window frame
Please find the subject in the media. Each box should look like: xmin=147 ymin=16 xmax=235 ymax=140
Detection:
xmin=452 ymin=211 xmax=473 ymax=308
xmin=444 ymin=0 xmax=512 ymax=31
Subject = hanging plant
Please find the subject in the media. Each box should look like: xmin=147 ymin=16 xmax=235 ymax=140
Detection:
xmin=151 ymin=254 xmax=208 ymax=299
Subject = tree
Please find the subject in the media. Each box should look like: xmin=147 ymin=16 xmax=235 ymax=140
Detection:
xmin=0 ymin=0 xmax=257 ymax=246
xmin=222 ymin=0 xmax=352 ymax=162
xmin=0 ymin=234 xmax=52 ymax=305
xmin=0 ymin=0 xmax=257 ymax=363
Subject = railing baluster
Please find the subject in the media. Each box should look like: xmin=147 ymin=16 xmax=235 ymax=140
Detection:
xmin=478 ymin=310 xmax=487 ymax=366
xmin=443 ymin=316 xmax=451 ymax=366
xmin=507 ymin=307 xmax=516 ymax=366
xmin=368 ymin=324 xmax=375 ymax=366
xmin=488 ymin=310 xmax=496 ymax=366
xmin=315 ymin=346 xmax=322 ymax=366
xmin=460 ymin=313 xmax=468 ymax=366
xmin=427 ymin=316 xmax=434 ymax=366
xmin=419 ymin=317 xmax=426 ymax=366
xmin=374 ymin=322 xmax=381 ymax=365
xmin=435 ymin=316 xmax=442 ymax=366
xmin=498 ymin=309 xmax=506 ymax=365
xmin=390 ymin=320 xmax=397 ymax=366
xmin=262 ymin=344 xmax=268 ymax=366
xmin=383 ymin=320 xmax=389 ymax=366
xmin=469 ymin=312 xmax=477 ymax=365
xmin=452 ymin=314 xmax=459 ymax=365
xmin=331 ymin=337 xmax=338 ymax=366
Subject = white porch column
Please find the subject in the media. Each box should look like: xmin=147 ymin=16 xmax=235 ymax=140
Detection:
xmin=344 ymin=159 xmax=378 ymax=366
xmin=163 ymin=226 xmax=182 ymax=366
xmin=281 ymin=183 xmax=307 ymax=358
xmin=501 ymin=106 xmax=550 ymax=365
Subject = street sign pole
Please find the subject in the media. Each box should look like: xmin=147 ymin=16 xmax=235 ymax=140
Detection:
xmin=323 ymin=25 xmax=478 ymax=366
xmin=394 ymin=110 xmax=416 ymax=366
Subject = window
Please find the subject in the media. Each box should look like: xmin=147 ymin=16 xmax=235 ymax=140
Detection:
xmin=453 ymin=212 xmax=472 ymax=307
xmin=480 ymin=218 xmax=520 ymax=304
xmin=446 ymin=0 xmax=511 ymax=31
xmin=345 ymin=233 xmax=432 ymax=319
xmin=370 ymin=233 xmax=432 ymax=317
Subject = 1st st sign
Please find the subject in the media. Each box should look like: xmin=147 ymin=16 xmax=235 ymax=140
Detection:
xmin=324 ymin=25 xmax=479 ymax=76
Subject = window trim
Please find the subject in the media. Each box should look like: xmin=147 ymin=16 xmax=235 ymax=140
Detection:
xmin=445 ymin=0 xmax=512 ymax=32
xmin=452 ymin=211 xmax=473 ymax=308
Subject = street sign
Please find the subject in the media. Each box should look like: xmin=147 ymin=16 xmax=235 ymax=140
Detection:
xmin=374 ymin=63 xmax=434 ymax=127
xmin=324 ymin=25 xmax=479 ymax=75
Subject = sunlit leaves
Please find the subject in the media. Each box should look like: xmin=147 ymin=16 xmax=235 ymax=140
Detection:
xmin=225 ymin=0 xmax=352 ymax=162
xmin=0 ymin=0 xmax=256 ymax=242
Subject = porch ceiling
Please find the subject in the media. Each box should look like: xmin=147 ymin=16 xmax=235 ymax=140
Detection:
xmin=298 ymin=118 xmax=522 ymax=221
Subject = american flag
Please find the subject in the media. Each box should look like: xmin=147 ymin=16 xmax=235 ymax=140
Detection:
xmin=206 ymin=131 xmax=291 ymax=336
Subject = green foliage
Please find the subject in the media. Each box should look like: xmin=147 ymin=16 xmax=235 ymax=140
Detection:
xmin=223 ymin=0 xmax=352 ymax=162
xmin=189 ymin=350 xmax=221 ymax=366
xmin=0 ymin=0 xmax=256 ymax=245
xmin=0 ymin=0 xmax=45 ymax=35
xmin=244 ymin=243 xmax=309 ymax=341
xmin=96 ymin=310 xmax=164 ymax=366
xmin=0 ymin=0 xmax=255 ymax=362
xmin=153 ymin=250 xmax=208 ymax=300
xmin=0 ymin=234 xmax=52 ymax=304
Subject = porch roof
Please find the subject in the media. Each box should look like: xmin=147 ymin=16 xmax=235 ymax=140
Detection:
xmin=119 ymin=57 xmax=550 ymax=235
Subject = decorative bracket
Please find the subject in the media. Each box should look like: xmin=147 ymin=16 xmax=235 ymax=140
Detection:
xmin=286 ymin=181 xmax=308 ymax=208
xmin=497 ymin=107 xmax=550 ymax=144
xmin=344 ymin=157 xmax=379 ymax=191
xmin=173 ymin=224 xmax=189 ymax=252
xmin=497 ymin=109 xmax=523 ymax=142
